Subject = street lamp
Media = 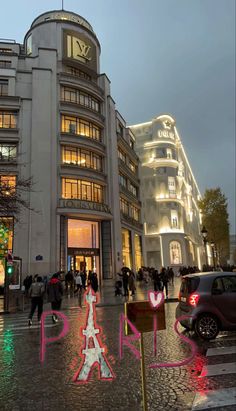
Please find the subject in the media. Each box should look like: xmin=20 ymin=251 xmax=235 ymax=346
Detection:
xmin=201 ymin=226 xmax=208 ymax=267
xmin=211 ymin=241 xmax=216 ymax=270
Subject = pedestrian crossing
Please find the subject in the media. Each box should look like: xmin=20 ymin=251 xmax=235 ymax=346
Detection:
xmin=0 ymin=308 xmax=82 ymax=336
xmin=192 ymin=344 xmax=236 ymax=410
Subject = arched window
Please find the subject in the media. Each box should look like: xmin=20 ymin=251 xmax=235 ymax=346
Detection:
xmin=170 ymin=241 xmax=182 ymax=265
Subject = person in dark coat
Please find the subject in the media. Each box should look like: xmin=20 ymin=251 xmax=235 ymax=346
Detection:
xmin=90 ymin=272 xmax=98 ymax=293
xmin=160 ymin=267 xmax=169 ymax=299
xmin=121 ymin=267 xmax=129 ymax=297
xmin=28 ymin=276 xmax=45 ymax=326
xmin=152 ymin=269 xmax=161 ymax=291
xmin=47 ymin=273 xmax=63 ymax=323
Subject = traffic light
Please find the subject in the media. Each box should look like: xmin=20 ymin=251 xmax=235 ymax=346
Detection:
xmin=6 ymin=263 xmax=14 ymax=275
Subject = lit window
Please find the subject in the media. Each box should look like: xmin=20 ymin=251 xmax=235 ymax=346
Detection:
xmin=0 ymin=175 xmax=16 ymax=195
xmin=129 ymin=160 xmax=136 ymax=173
xmin=62 ymin=146 xmax=103 ymax=171
xmin=171 ymin=210 xmax=178 ymax=228
xmin=170 ymin=241 xmax=182 ymax=265
xmin=26 ymin=35 xmax=32 ymax=55
xmin=168 ymin=177 xmax=176 ymax=197
xmin=0 ymin=111 xmax=17 ymax=129
xmin=62 ymin=178 xmax=104 ymax=203
xmin=0 ymin=144 xmax=17 ymax=161
xmin=61 ymin=115 xmax=101 ymax=141
xmin=118 ymin=149 xmax=126 ymax=163
xmin=166 ymin=149 xmax=172 ymax=159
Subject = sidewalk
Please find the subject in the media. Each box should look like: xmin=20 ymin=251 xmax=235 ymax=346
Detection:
xmin=0 ymin=277 xmax=182 ymax=314
xmin=62 ymin=276 xmax=181 ymax=309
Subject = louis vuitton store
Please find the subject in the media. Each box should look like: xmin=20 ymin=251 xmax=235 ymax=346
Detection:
xmin=0 ymin=9 xmax=144 ymax=282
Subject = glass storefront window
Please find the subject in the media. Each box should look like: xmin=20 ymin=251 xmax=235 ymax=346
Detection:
xmin=122 ymin=228 xmax=132 ymax=268
xmin=68 ymin=219 xmax=99 ymax=248
xmin=134 ymin=234 xmax=142 ymax=270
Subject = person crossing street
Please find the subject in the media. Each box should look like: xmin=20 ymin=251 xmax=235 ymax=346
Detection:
xmin=47 ymin=273 xmax=63 ymax=323
xmin=28 ymin=276 xmax=45 ymax=326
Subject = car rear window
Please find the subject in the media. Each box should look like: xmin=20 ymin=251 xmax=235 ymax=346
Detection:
xmin=180 ymin=277 xmax=200 ymax=295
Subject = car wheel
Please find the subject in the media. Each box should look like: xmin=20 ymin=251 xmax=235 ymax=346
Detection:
xmin=195 ymin=314 xmax=219 ymax=340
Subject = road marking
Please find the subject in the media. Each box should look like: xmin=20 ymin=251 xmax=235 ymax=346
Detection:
xmin=192 ymin=387 xmax=236 ymax=410
xmin=207 ymin=346 xmax=236 ymax=356
xmin=200 ymin=362 xmax=236 ymax=377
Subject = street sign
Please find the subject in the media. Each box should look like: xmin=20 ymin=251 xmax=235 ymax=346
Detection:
xmin=124 ymin=300 xmax=166 ymax=335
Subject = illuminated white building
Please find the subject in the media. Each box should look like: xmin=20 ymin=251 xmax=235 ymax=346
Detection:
xmin=130 ymin=115 xmax=203 ymax=270
xmin=0 ymin=10 xmax=144 ymax=285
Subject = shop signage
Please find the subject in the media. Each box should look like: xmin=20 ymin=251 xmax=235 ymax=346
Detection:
xmin=64 ymin=31 xmax=97 ymax=71
xmin=67 ymin=34 xmax=91 ymax=62
xmin=124 ymin=299 xmax=166 ymax=335
xmin=158 ymin=130 xmax=175 ymax=139
xmin=35 ymin=12 xmax=93 ymax=32
xmin=60 ymin=199 xmax=111 ymax=214
xmin=68 ymin=248 xmax=99 ymax=256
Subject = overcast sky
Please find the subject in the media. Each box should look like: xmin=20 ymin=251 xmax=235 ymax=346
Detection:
xmin=1 ymin=0 xmax=235 ymax=233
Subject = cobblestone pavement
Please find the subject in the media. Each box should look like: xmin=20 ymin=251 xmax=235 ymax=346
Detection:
xmin=0 ymin=282 xmax=235 ymax=411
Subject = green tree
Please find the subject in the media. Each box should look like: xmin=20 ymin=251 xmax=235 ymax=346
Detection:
xmin=198 ymin=188 xmax=230 ymax=265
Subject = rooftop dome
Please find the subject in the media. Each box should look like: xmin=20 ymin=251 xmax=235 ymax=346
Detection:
xmin=30 ymin=10 xmax=94 ymax=33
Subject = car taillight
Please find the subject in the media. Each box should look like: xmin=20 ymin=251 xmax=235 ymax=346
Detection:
xmin=189 ymin=293 xmax=200 ymax=306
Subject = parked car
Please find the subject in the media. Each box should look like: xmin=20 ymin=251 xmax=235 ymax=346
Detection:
xmin=176 ymin=271 xmax=236 ymax=340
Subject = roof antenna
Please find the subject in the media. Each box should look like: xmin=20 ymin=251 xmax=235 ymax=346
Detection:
xmin=62 ymin=0 xmax=64 ymax=10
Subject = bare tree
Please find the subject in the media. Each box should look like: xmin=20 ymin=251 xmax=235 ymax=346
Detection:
xmin=0 ymin=175 xmax=33 ymax=219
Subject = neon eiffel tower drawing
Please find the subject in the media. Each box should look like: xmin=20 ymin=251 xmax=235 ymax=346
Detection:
xmin=73 ymin=287 xmax=114 ymax=383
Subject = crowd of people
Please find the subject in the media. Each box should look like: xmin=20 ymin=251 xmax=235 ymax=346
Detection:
xmin=25 ymin=269 xmax=99 ymax=326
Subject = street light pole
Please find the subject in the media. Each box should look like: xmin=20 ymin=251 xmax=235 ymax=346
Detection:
xmin=201 ymin=226 xmax=208 ymax=268
xmin=211 ymin=242 xmax=216 ymax=270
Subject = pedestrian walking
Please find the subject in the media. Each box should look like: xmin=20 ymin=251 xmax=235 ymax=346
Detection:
xmin=121 ymin=267 xmax=129 ymax=296
xmin=90 ymin=272 xmax=98 ymax=293
xmin=74 ymin=272 xmax=83 ymax=307
xmin=160 ymin=267 xmax=169 ymax=299
xmin=28 ymin=276 xmax=45 ymax=326
xmin=23 ymin=275 xmax=32 ymax=298
xmin=128 ymin=271 xmax=136 ymax=296
xmin=152 ymin=269 xmax=161 ymax=292
xmin=47 ymin=273 xmax=63 ymax=323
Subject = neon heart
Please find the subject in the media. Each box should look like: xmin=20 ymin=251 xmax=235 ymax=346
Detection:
xmin=148 ymin=291 xmax=164 ymax=309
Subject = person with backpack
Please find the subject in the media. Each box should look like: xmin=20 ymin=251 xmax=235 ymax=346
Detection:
xmin=47 ymin=273 xmax=63 ymax=323
xmin=28 ymin=276 xmax=45 ymax=326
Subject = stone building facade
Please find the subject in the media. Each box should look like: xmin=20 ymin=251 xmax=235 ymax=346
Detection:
xmin=0 ymin=10 xmax=144 ymax=287
xmin=130 ymin=114 xmax=203 ymax=271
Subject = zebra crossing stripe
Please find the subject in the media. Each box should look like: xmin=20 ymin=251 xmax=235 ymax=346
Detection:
xmin=192 ymin=343 xmax=236 ymax=410
xmin=199 ymin=361 xmax=236 ymax=377
xmin=192 ymin=387 xmax=236 ymax=410
xmin=206 ymin=346 xmax=236 ymax=356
